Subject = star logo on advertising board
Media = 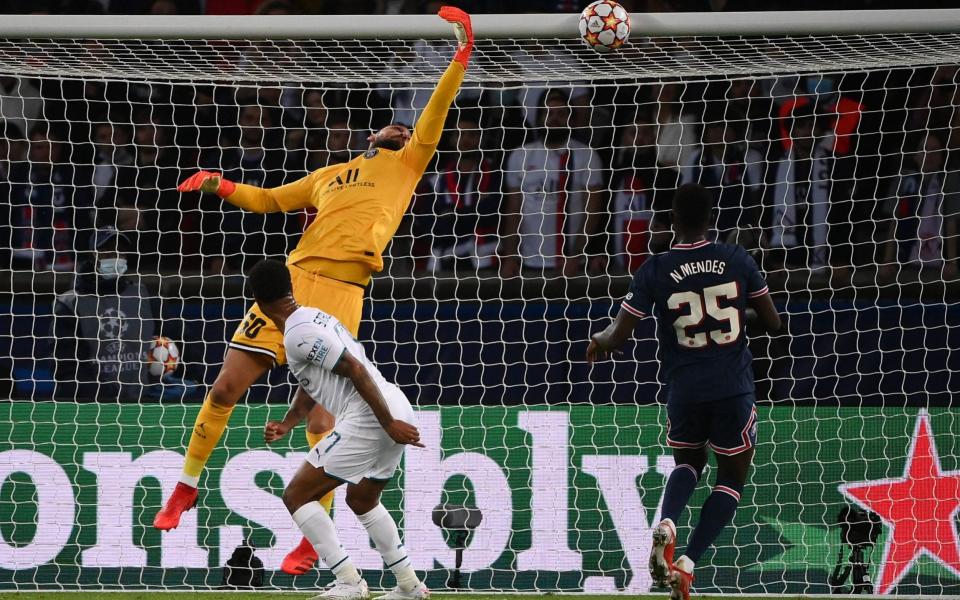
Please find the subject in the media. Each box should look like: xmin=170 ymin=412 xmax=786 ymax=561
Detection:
xmin=839 ymin=412 xmax=960 ymax=594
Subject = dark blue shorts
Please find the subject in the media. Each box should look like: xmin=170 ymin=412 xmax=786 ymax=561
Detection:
xmin=666 ymin=393 xmax=757 ymax=455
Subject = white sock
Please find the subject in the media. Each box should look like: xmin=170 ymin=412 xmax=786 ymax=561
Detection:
xmin=292 ymin=502 xmax=361 ymax=584
xmin=675 ymin=554 xmax=695 ymax=574
xmin=178 ymin=473 xmax=199 ymax=488
xmin=356 ymin=504 xmax=418 ymax=591
xmin=659 ymin=517 xmax=676 ymax=541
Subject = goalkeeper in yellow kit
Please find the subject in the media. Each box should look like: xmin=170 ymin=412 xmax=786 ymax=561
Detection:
xmin=154 ymin=6 xmax=473 ymax=575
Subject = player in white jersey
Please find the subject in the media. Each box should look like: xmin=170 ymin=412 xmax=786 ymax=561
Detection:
xmin=248 ymin=259 xmax=427 ymax=600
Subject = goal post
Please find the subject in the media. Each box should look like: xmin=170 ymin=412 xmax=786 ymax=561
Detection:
xmin=1 ymin=9 xmax=959 ymax=596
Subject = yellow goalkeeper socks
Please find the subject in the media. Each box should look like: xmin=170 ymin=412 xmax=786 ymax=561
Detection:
xmin=305 ymin=428 xmax=328 ymax=451
xmin=306 ymin=429 xmax=335 ymax=514
xmin=181 ymin=395 xmax=235 ymax=487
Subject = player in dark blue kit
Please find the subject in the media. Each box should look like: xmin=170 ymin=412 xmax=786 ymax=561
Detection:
xmin=587 ymin=184 xmax=781 ymax=600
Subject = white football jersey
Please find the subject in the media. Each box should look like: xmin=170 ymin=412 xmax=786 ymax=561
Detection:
xmin=283 ymin=306 xmax=403 ymax=424
xmin=504 ymin=140 xmax=602 ymax=269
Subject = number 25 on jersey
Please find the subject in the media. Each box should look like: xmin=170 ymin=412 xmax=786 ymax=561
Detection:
xmin=668 ymin=282 xmax=741 ymax=348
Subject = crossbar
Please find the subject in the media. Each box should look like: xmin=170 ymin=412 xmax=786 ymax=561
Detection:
xmin=0 ymin=9 xmax=958 ymax=39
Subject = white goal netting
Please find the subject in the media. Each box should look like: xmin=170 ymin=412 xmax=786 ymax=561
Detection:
xmin=1 ymin=16 xmax=959 ymax=595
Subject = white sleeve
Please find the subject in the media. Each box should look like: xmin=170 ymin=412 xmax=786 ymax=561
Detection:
xmin=505 ymin=148 xmax=524 ymax=191
xmin=745 ymin=149 xmax=764 ymax=189
xmin=582 ymin=147 xmax=603 ymax=191
xmin=679 ymin=149 xmax=698 ymax=185
xmin=285 ymin=322 xmax=348 ymax=373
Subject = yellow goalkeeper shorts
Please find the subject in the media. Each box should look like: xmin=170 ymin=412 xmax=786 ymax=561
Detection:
xmin=228 ymin=265 xmax=364 ymax=364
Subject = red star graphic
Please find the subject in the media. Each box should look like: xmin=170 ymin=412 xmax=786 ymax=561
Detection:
xmin=839 ymin=412 xmax=960 ymax=594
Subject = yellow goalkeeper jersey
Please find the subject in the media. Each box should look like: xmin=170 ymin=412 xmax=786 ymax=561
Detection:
xmin=222 ymin=61 xmax=465 ymax=286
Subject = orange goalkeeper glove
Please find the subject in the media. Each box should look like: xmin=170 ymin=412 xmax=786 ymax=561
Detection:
xmin=177 ymin=170 xmax=236 ymax=197
xmin=439 ymin=6 xmax=473 ymax=68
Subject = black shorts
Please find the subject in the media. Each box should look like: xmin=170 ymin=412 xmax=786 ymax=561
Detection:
xmin=666 ymin=393 xmax=757 ymax=456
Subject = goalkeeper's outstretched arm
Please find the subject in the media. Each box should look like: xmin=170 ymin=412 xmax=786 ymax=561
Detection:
xmin=177 ymin=166 xmax=337 ymax=213
xmin=401 ymin=7 xmax=473 ymax=171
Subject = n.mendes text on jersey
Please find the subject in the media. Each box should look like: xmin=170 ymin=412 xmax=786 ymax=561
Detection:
xmin=669 ymin=259 xmax=727 ymax=283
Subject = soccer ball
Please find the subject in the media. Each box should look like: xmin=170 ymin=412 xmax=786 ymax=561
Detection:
xmin=578 ymin=0 xmax=630 ymax=53
xmin=147 ymin=337 xmax=180 ymax=378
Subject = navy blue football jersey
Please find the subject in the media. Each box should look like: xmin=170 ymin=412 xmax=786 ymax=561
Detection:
xmin=622 ymin=240 xmax=769 ymax=403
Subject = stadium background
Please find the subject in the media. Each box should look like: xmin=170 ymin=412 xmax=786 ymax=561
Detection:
xmin=1 ymin=0 xmax=959 ymax=596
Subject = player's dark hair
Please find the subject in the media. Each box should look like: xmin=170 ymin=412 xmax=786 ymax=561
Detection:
xmin=672 ymin=183 xmax=713 ymax=232
xmin=326 ymin=109 xmax=350 ymax=127
xmin=790 ymin=99 xmax=820 ymax=132
xmin=544 ymin=88 xmax=571 ymax=106
xmin=248 ymin=259 xmax=292 ymax=305
xmin=457 ymin=107 xmax=482 ymax=127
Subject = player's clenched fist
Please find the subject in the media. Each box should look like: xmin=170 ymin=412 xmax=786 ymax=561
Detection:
xmin=386 ymin=420 xmax=425 ymax=448
xmin=264 ymin=420 xmax=291 ymax=443
xmin=177 ymin=170 xmax=236 ymax=197
xmin=438 ymin=6 xmax=473 ymax=68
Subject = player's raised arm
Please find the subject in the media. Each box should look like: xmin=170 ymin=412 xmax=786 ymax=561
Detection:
xmin=400 ymin=7 xmax=472 ymax=170
xmin=177 ymin=168 xmax=321 ymax=213
xmin=333 ymin=352 xmax=424 ymax=447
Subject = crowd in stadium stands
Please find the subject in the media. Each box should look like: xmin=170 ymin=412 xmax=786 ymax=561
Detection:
xmin=2 ymin=63 xmax=959 ymax=281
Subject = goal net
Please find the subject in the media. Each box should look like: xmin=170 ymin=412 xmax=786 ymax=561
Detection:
xmin=1 ymin=10 xmax=959 ymax=595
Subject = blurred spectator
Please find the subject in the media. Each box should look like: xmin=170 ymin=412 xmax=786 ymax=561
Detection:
xmin=500 ymin=89 xmax=605 ymax=277
xmin=254 ymin=85 xmax=296 ymax=141
xmin=923 ymin=66 xmax=958 ymax=134
xmin=766 ymin=102 xmax=836 ymax=271
xmin=680 ymin=117 xmax=764 ymax=245
xmin=10 ymin=126 xmax=94 ymax=272
xmin=418 ymin=111 xmax=502 ymax=272
xmin=50 ymin=228 xmax=200 ymax=401
xmin=254 ymin=0 xmax=294 ymax=13
xmin=200 ymin=103 xmax=291 ymax=274
xmin=777 ymin=79 xmax=863 ymax=157
xmin=0 ymin=77 xmax=41 ymax=140
xmin=110 ymin=121 xmax=180 ymax=272
xmin=285 ymin=88 xmax=329 ymax=160
xmin=653 ymin=83 xmax=698 ymax=171
xmin=204 ymin=0 xmax=260 ymax=12
xmin=0 ymin=120 xmax=26 ymax=270
xmin=149 ymin=0 xmax=178 ymax=13
xmin=609 ymin=116 xmax=679 ymax=272
xmin=506 ymin=45 xmax=591 ymax=134
xmin=92 ymin=122 xmax=134 ymax=200
xmin=722 ymin=79 xmax=773 ymax=151
xmin=230 ymin=103 xmax=285 ymax=187
xmin=171 ymin=84 xmax=221 ymax=158
xmin=306 ymin=111 xmax=354 ymax=171
xmin=881 ymin=132 xmax=957 ymax=278
xmin=0 ymin=119 xmax=25 ymax=183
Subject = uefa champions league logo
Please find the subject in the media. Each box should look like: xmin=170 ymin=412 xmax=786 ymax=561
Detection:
xmin=99 ymin=307 xmax=128 ymax=340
